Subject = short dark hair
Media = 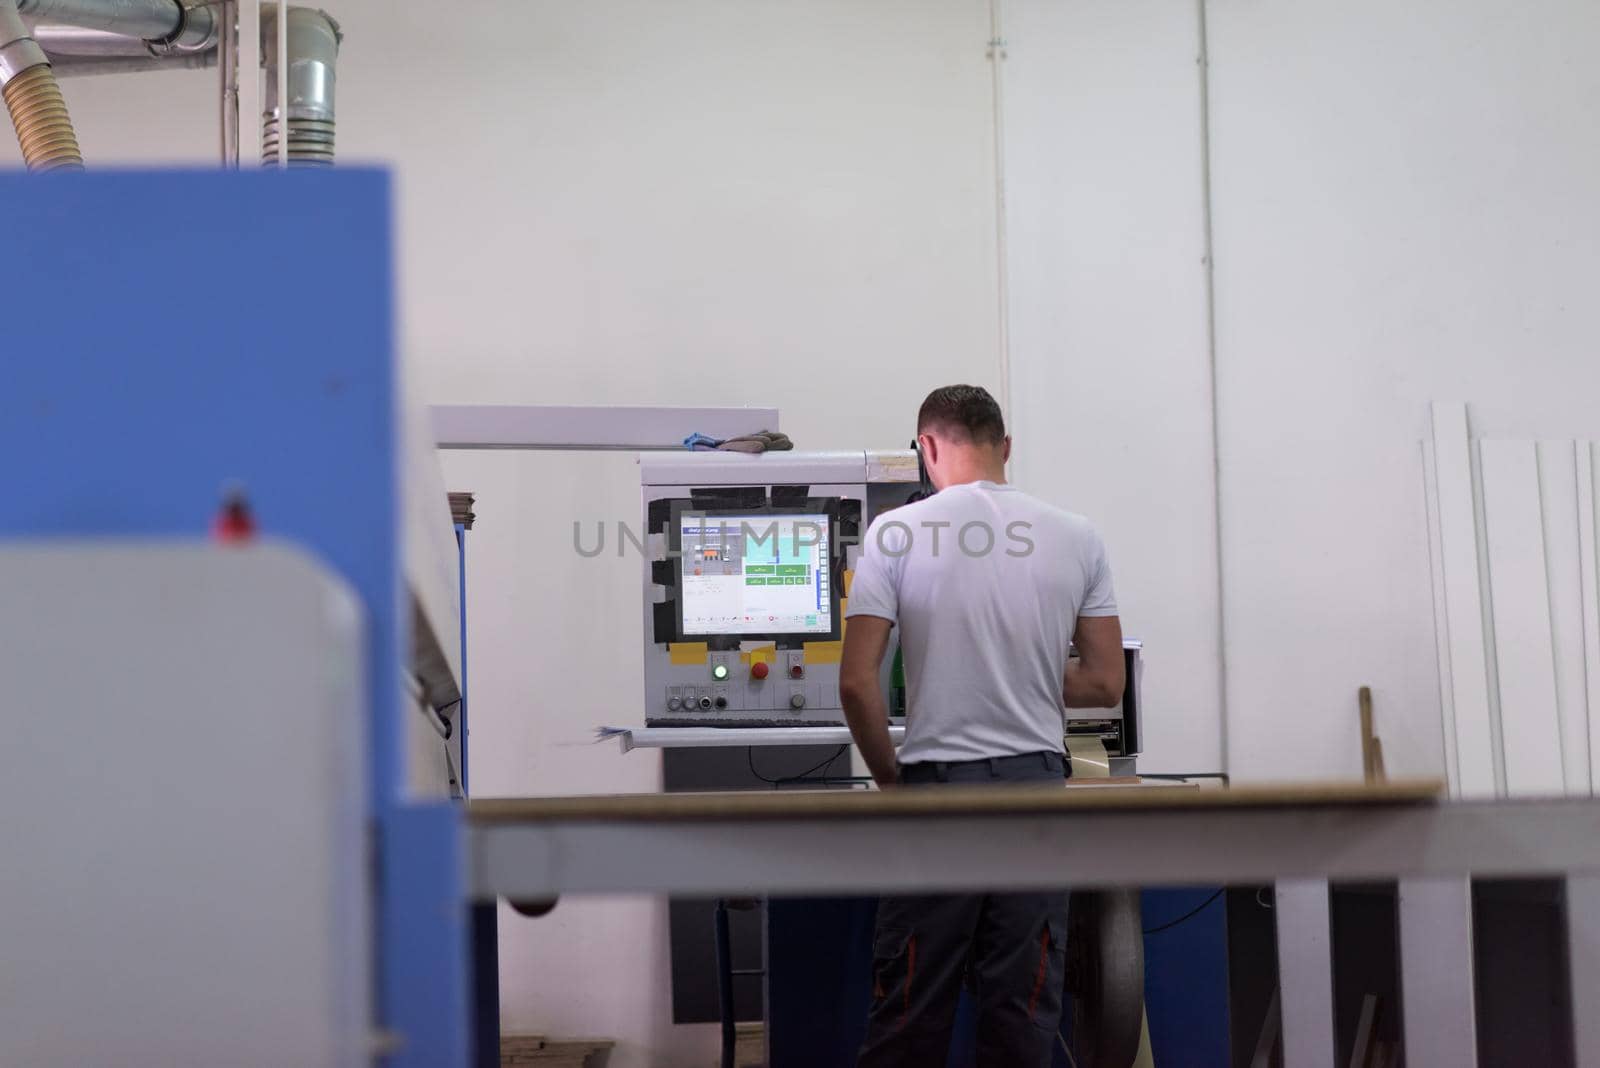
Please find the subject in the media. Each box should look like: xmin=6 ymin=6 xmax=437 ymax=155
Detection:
xmin=917 ymin=384 xmax=1006 ymax=446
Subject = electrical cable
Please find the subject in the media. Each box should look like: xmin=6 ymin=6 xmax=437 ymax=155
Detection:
xmin=747 ymin=745 xmax=848 ymax=787
xmin=1056 ymin=1030 xmax=1079 ymax=1068
xmin=1142 ymin=888 xmax=1225 ymax=935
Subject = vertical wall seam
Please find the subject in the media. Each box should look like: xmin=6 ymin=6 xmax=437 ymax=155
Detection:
xmin=986 ymin=0 xmax=1014 ymax=462
xmin=1422 ymin=436 xmax=1462 ymax=795
xmin=1471 ymin=432 xmax=1508 ymax=796
xmin=1535 ymin=444 xmax=1571 ymax=791
xmin=1567 ymin=444 xmax=1588 ymax=794
xmin=1573 ymin=443 xmax=1599 ymax=796
xmin=1586 ymin=446 xmax=1600 ymax=794
xmin=1197 ymin=0 xmax=1230 ymax=773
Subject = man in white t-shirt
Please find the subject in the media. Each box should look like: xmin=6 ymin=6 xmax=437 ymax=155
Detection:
xmin=841 ymin=384 xmax=1125 ymax=1068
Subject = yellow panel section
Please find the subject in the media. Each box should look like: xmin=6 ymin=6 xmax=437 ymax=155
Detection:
xmin=842 ymin=568 xmax=853 ymax=595
xmin=739 ymin=644 xmax=777 ymax=666
xmin=804 ymin=641 xmax=843 ymax=664
xmin=669 ymin=642 xmax=710 ymax=665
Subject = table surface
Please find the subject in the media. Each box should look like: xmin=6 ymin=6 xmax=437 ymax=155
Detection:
xmin=468 ymin=777 xmax=1444 ymax=824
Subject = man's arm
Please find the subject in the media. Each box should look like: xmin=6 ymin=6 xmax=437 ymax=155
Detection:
xmin=1064 ymin=614 xmax=1125 ymax=708
xmin=840 ymin=615 xmax=898 ymax=788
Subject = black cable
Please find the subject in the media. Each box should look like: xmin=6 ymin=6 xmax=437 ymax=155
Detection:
xmin=747 ymin=745 xmax=848 ymax=787
xmin=1142 ymin=888 xmax=1225 ymax=935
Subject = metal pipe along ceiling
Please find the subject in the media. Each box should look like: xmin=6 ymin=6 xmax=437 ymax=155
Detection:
xmin=30 ymin=24 xmax=150 ymax=56
xmin=17 ymin=0 xmax=177 ymax=41
xmin=51 ymin=51 xmax=212 ymax=76
xmin=17 ymin=0 xmax=213 ymax=52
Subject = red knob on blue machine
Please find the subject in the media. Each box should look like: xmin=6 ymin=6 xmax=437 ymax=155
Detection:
xmin=212 ymin=485 xmax=257 ymax=544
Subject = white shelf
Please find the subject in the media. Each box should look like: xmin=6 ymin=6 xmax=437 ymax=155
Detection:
xmin=611 ymin=726 xmax=904 ymax=752
xmin=431 ymin=404 xmax=780 ymax=451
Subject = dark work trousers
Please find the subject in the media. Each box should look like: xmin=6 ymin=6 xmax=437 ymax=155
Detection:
xmin=857 ymin=751 xmax=1070 ymax=1068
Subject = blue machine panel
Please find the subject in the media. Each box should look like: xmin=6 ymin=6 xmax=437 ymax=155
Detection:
xmin=0 ymin=170 xmax=465 ymax=1068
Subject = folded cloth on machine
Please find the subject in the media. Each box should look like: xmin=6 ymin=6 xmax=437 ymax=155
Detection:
xmin=680 ymin=430 xmax=794 ymax=453
xmin=716 ymin=430 xmax=792 ymax=453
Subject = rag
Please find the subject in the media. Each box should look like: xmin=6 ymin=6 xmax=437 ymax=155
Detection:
xmin=682 ymin=430 xmax=794 ymax=453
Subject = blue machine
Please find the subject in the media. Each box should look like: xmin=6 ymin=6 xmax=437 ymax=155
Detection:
xmin=0 ymin=169 xmax=471 ymax=1066
xmin=767 ymin=889 xmax=1230 ymax=1067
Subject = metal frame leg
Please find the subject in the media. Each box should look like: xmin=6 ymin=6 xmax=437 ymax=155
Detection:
xmin=715 ymin=899 xmax=736 ymax=1068
xmin=1274 ymin=878 xmax=1334 ymax=1067
xmin=1399 ymin=876 xmax=1478 ymax=1068
xmin=471 ymin=902 xmax=500 ymax=1068
xmin=1570 ymin=875 xmax=1600 ymax=1067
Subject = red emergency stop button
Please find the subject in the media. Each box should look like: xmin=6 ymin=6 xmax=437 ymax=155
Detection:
xmin=751 ymin=661 xmax=769 ymax=680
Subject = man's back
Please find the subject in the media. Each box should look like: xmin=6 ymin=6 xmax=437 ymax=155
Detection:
xmin=847 ymin=480 xmax=1117 ymax=764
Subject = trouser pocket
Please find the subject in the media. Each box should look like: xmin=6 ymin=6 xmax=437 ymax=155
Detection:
xmin=871 ymin=926 xmax=915 ymax=1013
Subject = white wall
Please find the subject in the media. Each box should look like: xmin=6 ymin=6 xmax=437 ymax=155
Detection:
xmin=1001 ymin=0 xmax=1222 ymax=775
xmin=1002 ymin=0 xmax=1600 ymax=785
xmin=415 ymin=6 xmax=1000 ymax=1064
xmin=1205 ymin=0 xmax=1600 ymax=781
xmin=15 ymin=4 xmax=1002 ymax=1065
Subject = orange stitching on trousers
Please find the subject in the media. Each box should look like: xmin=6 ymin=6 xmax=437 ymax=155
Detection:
xmin=1027 ymin=928 xmax=1050 ymax=1021
xmin=898 ymin=933 xmax=918 ymax=1029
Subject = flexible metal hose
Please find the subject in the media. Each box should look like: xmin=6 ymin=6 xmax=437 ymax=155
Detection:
xmin=261 ymin=114 xmax=333 ymax=166
xmin=2 ymin=63 xmax=82 ymax=169
xmin=261 ymin=6 xmax=338 ymax=167
xmin=0 ymin=0 xmax=82 ymax=171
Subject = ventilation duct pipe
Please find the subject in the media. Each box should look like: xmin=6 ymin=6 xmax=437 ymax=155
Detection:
xmin=0 ymin=0 xmax=80 ymax=169
xmin=31 ymin=25 xmax=216 ymax=77
xmin=48 ymin=50 xmax=213 ymax=77
xmin=30 ymin=25 xmax=151 ymax=56
xmin=17 ymin=0 xmax=215 ymax=54
xmin=14 ymin=0 xmax=338 ymax=164
xmin=261 ymin=6 xmax=338 ymax=166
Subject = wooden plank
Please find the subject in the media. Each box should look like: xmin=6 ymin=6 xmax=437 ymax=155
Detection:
xmin=1539 ymin=441 xmax=1591 ymax=795
xmin=1360 ymin=686 xmax=1379 ymax=783
xmin=1580 ymin=445 xmax=1600 ymax=798
xmin=1248 ymin=988 xmax=1281 ymax=1068
xmin=1348 ymin=993 xmax=1379 ymax=1068
xmin=468 ymin=778 xmax=1444 ymax=824
xmin=1481 ymin=439 xmax=1565 ymax=795
xmin=1423 ymin=436 xmax=1463 ymax=796
xmin=1431 ymin=402 xmax=1498 ymax=797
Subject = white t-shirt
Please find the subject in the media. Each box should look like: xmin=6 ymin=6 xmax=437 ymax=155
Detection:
xmin=846 ymin=481 xmax=1118 ymax=765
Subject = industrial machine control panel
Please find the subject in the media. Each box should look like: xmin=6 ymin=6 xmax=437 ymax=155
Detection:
xmin=639 ymin=450 xmax=1143 ymax=766
xmin=640 ymin=450 xmax=910 ymax=727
